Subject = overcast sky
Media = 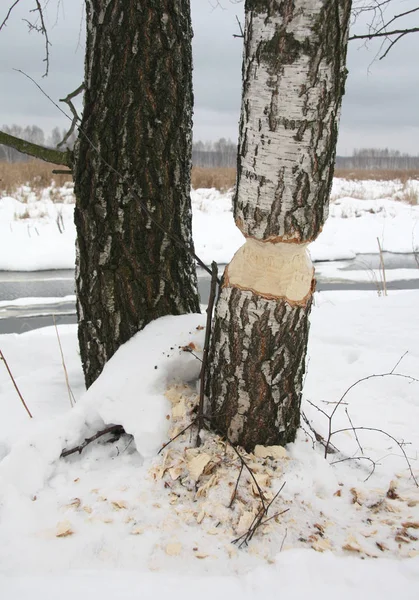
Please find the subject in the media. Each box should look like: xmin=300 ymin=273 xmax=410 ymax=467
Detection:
xmin=0 ymin=0 xmax=418 ymax=155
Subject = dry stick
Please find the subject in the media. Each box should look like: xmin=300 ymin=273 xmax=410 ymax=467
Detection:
xmin=58 ymin=83 xmax=84 ymax=148
xmin=158 ymin=419 xmax=197 ymax=455
xmin=233 ymin=482 xmax=287 ymax=547
xmin=196 ymin=261 xmax=218 ymax=447
xmin=303 ymin=403 xmax=339 ymax=455
xmin=0 ymin=349 xmax=33 ymax=418
xmin=14 ymin=69 xmax=220 ymax=284
xmin=377 ymin=237 xmax=387 ymax=296
xmin=345 ymin=406 xmax=364 ymax=454
xmin=52 ymin=314 xmax=76 ymax=408
xmin=229 ymin=462 xmax=244 ymax=508
xmin=61 ymin=425 xmax=124 ymax=458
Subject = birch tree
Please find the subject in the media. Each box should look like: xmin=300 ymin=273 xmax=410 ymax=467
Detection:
xmin=206 ymin=0 xmax=352 ymax=451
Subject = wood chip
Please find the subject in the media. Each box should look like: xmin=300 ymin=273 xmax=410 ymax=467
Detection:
xmin=312 ymin=538 xmax=331 ymax=552
xmin=111 ymin=500 xmax=127 ymax=510
xmin=131 ymin=527 xmax=144 ymax=535
xmin=343 ymin=535 xmax=363 ymax=553
xmin=254 ymin=445 xmax=287 ymax=459
xmin=187 ymin=453 xmax=212 ymax=480
xmin=165 ymin=542 xmax=182 ymax=556
xmin=402 ymin=522 xmax=419 ymax=529
xmin=66 ymin=498 xmax=81 ymax=509
xmin=56 ymin=520 xmax=74 ymax=538
xmin=236 ymin=511 xmax=255 ymax=535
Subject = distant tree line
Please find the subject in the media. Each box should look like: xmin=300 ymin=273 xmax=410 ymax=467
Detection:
xmin=192 ymin=138 xmax=237 ymax=168
xmin=0 ymin=124 xmax=77 ymax=163
xmin=335 ymin=148 xmax=419 ymax=170
xmin=192 ymin=140 xmax=419 ymax=170
xmin=2 ymin=129 xmax=418 ymax=171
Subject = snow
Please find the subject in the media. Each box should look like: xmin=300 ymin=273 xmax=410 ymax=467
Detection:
xmin=1 ymin=291 xmax=419 ymax=596
xmin=1 ymin=177 xmax=419 ymax=595
xmin=1 ymin=179 xmax=418 ymax=270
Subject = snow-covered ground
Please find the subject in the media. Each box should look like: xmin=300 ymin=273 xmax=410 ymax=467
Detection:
xmin=0 ymin=178 xmax=419 ymax=270
xmin=1 ymin=178 xmax=419 ymax=597
xmin=1 ymin=291 xmax=419 ymax=597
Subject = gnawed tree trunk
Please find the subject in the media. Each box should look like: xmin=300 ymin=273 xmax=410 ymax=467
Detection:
xmin=74 ymin=1 xmax=200 ymax=388
xmin=206 ymin=0 xmax=352 ymax=451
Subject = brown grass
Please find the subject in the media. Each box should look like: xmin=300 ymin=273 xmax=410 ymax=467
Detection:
xmin=1 ymin=162 xmax=418 ymax=197
xmin=191 ymin=167 xmax=236 ymax=191
xmin=0 ymin=160 xmax=73 ymax=196
xmin=334 ymin=168 xmax=419 ymax=183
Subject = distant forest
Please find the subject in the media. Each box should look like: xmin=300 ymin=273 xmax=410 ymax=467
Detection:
xmin=192 ymin=139 xmax=419 ymax=170
xmin=1 ymin=126 xmax=418 ymax=170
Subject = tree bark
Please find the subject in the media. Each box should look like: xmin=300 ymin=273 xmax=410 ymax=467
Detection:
xmin=74 ymin=1 xmax=200 ymax=388
xmin=206 ymin=0 xmax=352 ymax=451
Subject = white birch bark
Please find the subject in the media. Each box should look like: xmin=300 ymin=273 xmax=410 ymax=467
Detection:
xmin=206 ymin=0 xmax=352 ymax=450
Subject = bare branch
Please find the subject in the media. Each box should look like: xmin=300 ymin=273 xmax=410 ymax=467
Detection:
xmin=349 ymin=26 xmax=419 ymax=41
xmin=0 ymin=129 xmax=71 ymax=166
xmin=330 ymin=426 xmax=418 ymax=486
xmin=0 ymin=0 xmax=22 ymax=30
xmin=58 ymin=83 xmax=85 ymax=148
xmin=21 ymin=1 xmax=51 ymax=77
xmin=233 ymin=14 xmax=244 ymax=38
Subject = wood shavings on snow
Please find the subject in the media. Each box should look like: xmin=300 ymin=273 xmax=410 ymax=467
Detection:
xmin=143 ymin=381 xmax=419 ymax=562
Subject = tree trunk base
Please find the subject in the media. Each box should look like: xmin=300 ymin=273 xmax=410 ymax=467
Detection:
xmin=206 ymin=284 xmax=313 ymax=452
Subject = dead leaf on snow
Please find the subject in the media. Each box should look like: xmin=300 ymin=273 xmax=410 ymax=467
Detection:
xmin=56 ymin=520 xmax=74 ymax=538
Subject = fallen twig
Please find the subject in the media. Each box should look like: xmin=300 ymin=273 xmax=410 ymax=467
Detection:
xmin=61 ymin=424 xmax=124 ymax=458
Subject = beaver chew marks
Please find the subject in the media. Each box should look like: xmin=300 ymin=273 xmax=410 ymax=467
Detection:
xmin=225 ymin=238 xmax=314 ymax=303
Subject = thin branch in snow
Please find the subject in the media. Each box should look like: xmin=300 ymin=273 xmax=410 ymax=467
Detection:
xmin=330 ymin=426 xmax=418 ymax=487
xmin=330 ymin=456 xmax=377 ymax=482
xmin=52 ymin=314 xmax=76 ymax=408
xmin=0 ymin=348 xmax=33 ymax=418
xmin=61 ymin=425 xmax=125 ymax=458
